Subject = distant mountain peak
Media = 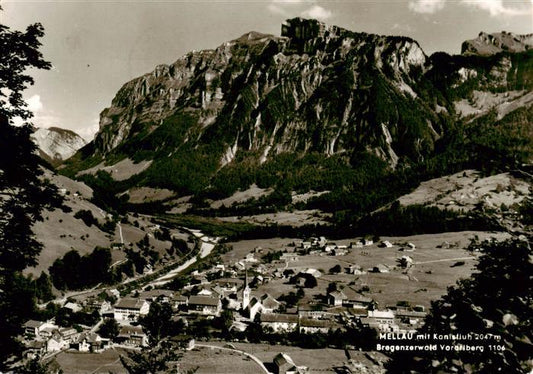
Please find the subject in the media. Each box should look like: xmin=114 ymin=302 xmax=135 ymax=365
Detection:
xmin=32 ymin=127 xmax=86 ymax=165
xmin=462 ymin=31 xmax=533 ymax=56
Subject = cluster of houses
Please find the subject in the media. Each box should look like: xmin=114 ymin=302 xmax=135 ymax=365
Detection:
xmin=22 ymin=236 xmax=426 ymax=363
xmin=22 ymin=320 xmax=111 ymax=359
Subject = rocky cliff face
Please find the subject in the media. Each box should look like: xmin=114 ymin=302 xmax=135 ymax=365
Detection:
xmin=71 ymin=19 xmax=532 ymax=199
xmin=93 ymin=18 xmax=442 ymax=168
xmin=32 ymin=127 xmax=86 ymax=164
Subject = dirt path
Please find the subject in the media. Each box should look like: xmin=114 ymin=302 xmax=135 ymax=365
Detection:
xmin=414 ymin=256 xmax=476 ymax=265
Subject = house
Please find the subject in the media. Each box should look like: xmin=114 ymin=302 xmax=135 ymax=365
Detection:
xmin=370 ymin=264 xmax=390 ymax=273
xmin=300 ymin=241 xmax=312 ymax=249
xmin=214 ymin=263 xmax=225 ymax=271
xmin=363 ymin=238 xmax=374 ymax=246
xmin=58 ymin=327 xmax=78 ymax=344
xmin=63 ymin=301 xmax=82 ymax=313
xmin=247 ymin=297 xmax=263 ymax=321
xmin=360 ymin=310 xmax=398 ymax=332
xmin=331 ymin=248 xmax=348 ymax=256
xmin=23 ymin=340 xmax=46 ymax=359
xmin=113 ymin=298 xmax=150 ymax=321
xmin=173 ymin=295 xmax=189 ymax=310
xmin=187 ymin=295 xmax=221 ymax=316
xmin=299 ymin=318 xmax=339 ymax=334
xmin=380 ymin=240 xmax=393 ymax=248
xmin=398 ymin=255 xmax=413 ymax=268
xmin=345 ymin=264 xmax=365 ymax=275
xmin=260 ymin=294 xmax=281 ymax=314
xmin=395 ymin=310 xmax=427 ymax=325
xmin=197 ymin=288 xmax=214 ymax=296
xmin=328 ymin=291 xmax=347 ymax=306
xmin=23 ymin=320 xmax=45 ymax=338
xmin=324 ymin=243 xmax=336 ymax=252
xmin=260 ymin=314 xmax=299 ymax=333
xmin=116 ymin=325 xmax=148 ymax=347
xmin=343 ymin=293 xmax=373 ymax=309
xmin=368 ymin=310 xmax=395 ymax=324
xmin=297 ymin=305 xmax=327 ymax=319
xmin=213 ymin=278 xmax=243 ymax=293
xmin=280 ymin=253 xmax=299 ymax=262
xmin=108 ymin=289 xmax=120 ymax=299
xmin=251 ymin=275 xmax=264 ymax=287
xmin=244 ymin=253 xmax=258 ymax=263
xmin=100 ymin=300 xmax=114 ymax=316
xmin=46 ymin=333 xmax=66 ymax=352
xmin=139 ymin=289 xmax=173 ymax=303
xmin=23 ymin=320 xmax=58 ymax=339
xmin=70 ymin=333 xmax=109 ymax=352
xmin=273 ymin=352 xmax=306 ymax=374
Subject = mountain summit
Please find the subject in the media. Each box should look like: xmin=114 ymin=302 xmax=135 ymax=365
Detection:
xmin=32 ymin=127 xmax=86 ymax=165
xmin=64 ymin=18 xmax=532 ymax=205
xmin=91 ymin=18 xmax=436 ymax=167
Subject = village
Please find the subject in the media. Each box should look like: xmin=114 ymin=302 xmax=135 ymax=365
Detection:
xmin=21 ymin=226 xmax=492 ymax=373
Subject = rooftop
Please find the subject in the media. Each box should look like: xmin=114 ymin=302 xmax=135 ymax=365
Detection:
xmin=115 ymin=298 xmax=147 ymax=310
xmin=188 ymin=295 xmax=220 ymax=307
xmin=261 ymin=313 xmax=299 ymax=323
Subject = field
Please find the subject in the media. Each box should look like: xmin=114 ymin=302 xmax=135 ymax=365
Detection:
xmin=185 ymin=341 xmax=387 ymax=374
xmin=398 ymin=170 xmax=529 ymax=212
xmin=226 ymin=231 xmax=509 ymax=309
xmin=179 ymin=345 xmax=263 ymax=373
xmin=77 ymin=158 xmax=152 ymax=181
xmin=51 ymin=348 xmax=128 ymax=374
xmin=219 ymin=209 xmax=332 ymax=227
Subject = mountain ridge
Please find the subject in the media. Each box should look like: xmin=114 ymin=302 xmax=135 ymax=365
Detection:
xmin=32 ymin=126 xmax=86 ymax=165
xmin=462 ymin=31 xmax=533 ymax=56
xmin=63 ymin=18 xmax=533 ymax=214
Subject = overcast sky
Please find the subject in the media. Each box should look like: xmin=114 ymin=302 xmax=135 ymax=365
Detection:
xmin=3 ymin=0 xmax=532 ymax=140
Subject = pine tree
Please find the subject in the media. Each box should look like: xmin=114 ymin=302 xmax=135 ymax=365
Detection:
xmin=0 ymin=11 xmax=61 ymax=369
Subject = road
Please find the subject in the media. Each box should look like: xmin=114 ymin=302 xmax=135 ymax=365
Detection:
xmin=414 ymin=256 xmax=477 ymax=265
xmin=117 ymin=222 xmax=124 ymax=244
xmin=194 ymin=343 xmax=271 ymax=374
xmin=145 ymin=233 xmax=218 ymax=288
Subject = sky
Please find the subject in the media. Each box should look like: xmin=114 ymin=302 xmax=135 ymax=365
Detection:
xmin=2 ymin=0 xmax=532 ymax=141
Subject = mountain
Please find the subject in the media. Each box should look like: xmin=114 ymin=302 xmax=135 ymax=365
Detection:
xmin=32 ymin=127 xmax=87 ymax=165
xmin=462 ymin=31 xmax=533 ymax=56
xmin=90 ymin=18 xmax=439 ymax=169
xmin=62 ymin=18 xmax=533 ymax=216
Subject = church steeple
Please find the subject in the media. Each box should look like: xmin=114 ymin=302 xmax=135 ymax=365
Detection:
xmin=242 ymin=267 xmax=251 ymax=309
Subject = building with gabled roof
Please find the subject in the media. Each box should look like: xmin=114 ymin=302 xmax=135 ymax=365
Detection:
xmin=139 ymin=289 xmax=173 ymax=303
xmin=114 ymin=298 xmax=150 ymax=321
xmin=273 ymin=352 xmax=306 ymax=374
xmin=299 ymin=318 xmax=340 ymax=334
xmin=260 ymin=314 xmax=299 ymax=333
xmin=23 ymin=320 xmax=58 ymax=339
xmin=188 ymin=295 xmax=221 ymax=316
xmin=328 ymin=290 xmax=347 ymax=306
xmin=260 ymin=294 xmax=281 ymax=313
xmin=116 ymin=325 xmax=148 ymax=347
